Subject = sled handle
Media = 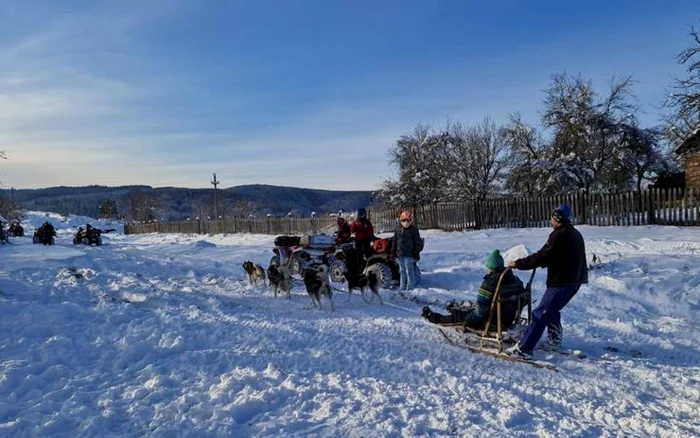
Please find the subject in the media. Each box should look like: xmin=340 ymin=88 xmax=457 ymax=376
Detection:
xmin=525 ymin=268 xmax=537 ymax=291
xmin=480 ymin=268 xmax=511 ymax=345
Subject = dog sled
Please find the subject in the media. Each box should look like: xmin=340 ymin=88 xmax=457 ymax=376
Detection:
xmin=433 ymin=268 xmax=562 ymax=371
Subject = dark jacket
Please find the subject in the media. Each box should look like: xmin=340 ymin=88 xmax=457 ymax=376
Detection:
xmin=464 ymin=268 xmax=526 ymax=329
xmin=515 ymin=223 xmax=588 ymax=287
xmin=390 ymin=224 xmax=422 ymax=259
xmin=351 ymin=219 xmax=374 ymax=241
xmin=429 ymin=269 xmax=526 ymax=329
xmin=336 ymin=222 xmax=352 ymax=244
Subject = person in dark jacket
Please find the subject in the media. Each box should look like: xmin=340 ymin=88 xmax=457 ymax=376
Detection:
xmin=42 ymin=221 xmax=56 ymax=245
xmin=390 ymin=211 xmax=422 ymax=290
xmin=505 ymin=204 xmax=587 ymax=359
xmin=422 ymin=250 xmax=526 ymax=329
xmin=350 ymin=208 xmax=374 ymax=266
xmin=335 ymin=217 xmax=352 ymax=244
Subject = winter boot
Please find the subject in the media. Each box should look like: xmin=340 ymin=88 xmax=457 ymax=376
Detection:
xmin=545 ymin=324 xmax=563 ymax=350
xmin=505 ymin=343 xmax=533 ymax=360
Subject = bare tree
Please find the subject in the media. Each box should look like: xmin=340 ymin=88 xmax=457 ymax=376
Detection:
xmin=127 ymin=191 xmax=160 ymax=222
xmin=502 ymin=113 xmax=552 ymax=197
xmin=445 ymin=118 xmax=510 ymax=201
xmin=542 ymin=73 xmax=637 ymax=194
xmin=98 ymin=198 xmax=119 ymax=219
xmin=619 ymin=124 xmax=668 ymax=193
xmin=380 ymin=124 xmax=450 ymax=208
xmin=664 ymin=24 xmax=700 ymax=160
xmin=0 ymin=193 xmax=22 ymax=219
xmin=230 ymin=199 xmax=254 ymax=218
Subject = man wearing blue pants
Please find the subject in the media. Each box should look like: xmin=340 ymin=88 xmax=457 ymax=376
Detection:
xmin=505 ymin=204 xmax=588 ymax=359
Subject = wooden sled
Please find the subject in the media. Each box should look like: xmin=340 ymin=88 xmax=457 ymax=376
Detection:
xmin=438 ymin=268 xmax=536 ymax=351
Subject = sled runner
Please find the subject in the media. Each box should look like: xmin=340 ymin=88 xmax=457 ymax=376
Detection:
xmin=437 ymin=327 xmax=558 ymax=370
xmin=433 ymin=268 xmax=586 ymax=369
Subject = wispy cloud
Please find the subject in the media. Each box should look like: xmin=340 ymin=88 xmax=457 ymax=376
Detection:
xmin=0 ymin=1 xmax=693 ymax=191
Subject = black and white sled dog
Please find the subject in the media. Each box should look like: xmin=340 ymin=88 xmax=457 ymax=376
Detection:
xmin=303 ymin=265 xmax=334 ymax=311
xmin=343 ymin=248 xmax=382 ymax=304
xmin=278 ymin=265 xmax=293 ymax=299
xmin=268 ymin=264 xmax=293 ymax=299
xmin=267 ymin=264 xmax=283 ymax=295
xmin=243 ymin=260 xmax=266 ymax=286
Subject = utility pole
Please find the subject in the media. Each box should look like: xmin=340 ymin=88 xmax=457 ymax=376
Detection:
xmin=211 ymin=173 xmax=220 ymax=220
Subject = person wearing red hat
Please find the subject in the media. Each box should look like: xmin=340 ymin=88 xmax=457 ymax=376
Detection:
xmin=390 ymin=211 xmax=423 ymax=290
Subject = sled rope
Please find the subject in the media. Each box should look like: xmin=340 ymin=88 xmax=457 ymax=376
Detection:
xmin=327 ymin=284 xmax=419 ymax=314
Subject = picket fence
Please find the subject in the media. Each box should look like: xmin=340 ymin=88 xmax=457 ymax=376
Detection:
xmin=124 ymin=188 xmax=700 ymax=236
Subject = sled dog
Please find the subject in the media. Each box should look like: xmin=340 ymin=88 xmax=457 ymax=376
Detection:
xmin=243 ymin=261 xmax=266 ymax=286
xmin=303 ymin=265 xmax=334 ymax=311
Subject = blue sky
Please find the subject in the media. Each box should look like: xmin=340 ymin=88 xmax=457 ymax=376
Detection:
xmin=1 ymin=0 xmax=697 ymax=191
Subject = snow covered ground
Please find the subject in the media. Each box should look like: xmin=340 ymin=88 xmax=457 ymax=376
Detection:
xmin=0 ymin=212 xmax=698 ymax=437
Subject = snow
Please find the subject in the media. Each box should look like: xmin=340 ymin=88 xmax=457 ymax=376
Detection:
xmin=0 ymin=212 xmax=698 ymax=437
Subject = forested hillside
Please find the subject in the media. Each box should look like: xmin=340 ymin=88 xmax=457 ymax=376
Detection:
xmin=0 ymin=185 xmax=375 ymax=220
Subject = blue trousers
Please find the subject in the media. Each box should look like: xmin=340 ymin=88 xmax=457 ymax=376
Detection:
xmin=519 ymin=284 xmax=581 ymax=353
xmin=398 ymin=257 xmax=417 ymax=290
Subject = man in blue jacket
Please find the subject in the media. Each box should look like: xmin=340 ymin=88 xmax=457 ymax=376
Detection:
xmin=505 ymin=204 xmax=587 ymax=359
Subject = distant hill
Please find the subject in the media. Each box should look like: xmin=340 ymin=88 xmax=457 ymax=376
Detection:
xmin=1 ymin=184 xmax=377 ymax=220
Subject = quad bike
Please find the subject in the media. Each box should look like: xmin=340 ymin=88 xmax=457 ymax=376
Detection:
xmin=333 ymin=236 xmax=425 ymax=290
xmin=364 ymin=238 xmax=402 ymax=289
xmin=327 ymin=240 xmax=356 ymax=283
xmin=270 ymin=234 xmax=338 ymax=277
xmin=331 ymin=237 xmax=400 ymax=289
xmin=73 ymin=229 xmax=103 ymax=246
xmin=8 ymin=222 xmax=24 ymax=237
xmin=32 ymin=229 xmax=55 ymax=245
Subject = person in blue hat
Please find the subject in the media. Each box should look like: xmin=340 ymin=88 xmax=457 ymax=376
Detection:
xmin=505 ymin=204 xmax=588 ymax=359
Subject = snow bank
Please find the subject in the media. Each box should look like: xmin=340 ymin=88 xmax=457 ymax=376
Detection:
xmin=0 ymin=221 xmax=697 ymax=436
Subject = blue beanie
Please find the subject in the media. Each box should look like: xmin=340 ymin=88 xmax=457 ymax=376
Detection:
xmin=552 ymin=204 xmax=571 ymax=223
xmin=485 ymin=249 xmax=504 ymax=270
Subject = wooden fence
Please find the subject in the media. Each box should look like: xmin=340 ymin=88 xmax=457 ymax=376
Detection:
xmin=126 ymin=216 xmax=340 ymax=236
xmin=124 ymin=188 xmax=700 ymax=235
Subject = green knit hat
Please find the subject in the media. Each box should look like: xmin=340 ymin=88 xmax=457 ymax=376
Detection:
xmin=485 ymin=249 xmax=504 ymax=270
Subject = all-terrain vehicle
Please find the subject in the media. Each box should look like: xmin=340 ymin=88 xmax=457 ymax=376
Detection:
xmin=327 ymin=239 xmax=356 ymax=283
xmin=33 ymin=222 xmax=56 ymax=245
xmin=331 ymin=237 xmax=400 ymax=289
xmin=8 ymin=222 xmax=24 ymax=237
xmin=332 ymin=236 xmax=425 ymax=289
xmin=73 ymin=226 xmax=103 ymax=246
xmin=270 ymin=234 xmax=348 ymax=281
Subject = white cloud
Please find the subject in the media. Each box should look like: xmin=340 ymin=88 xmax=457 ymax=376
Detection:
xmin=0 ymin=2 xmax=689 ymax=192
